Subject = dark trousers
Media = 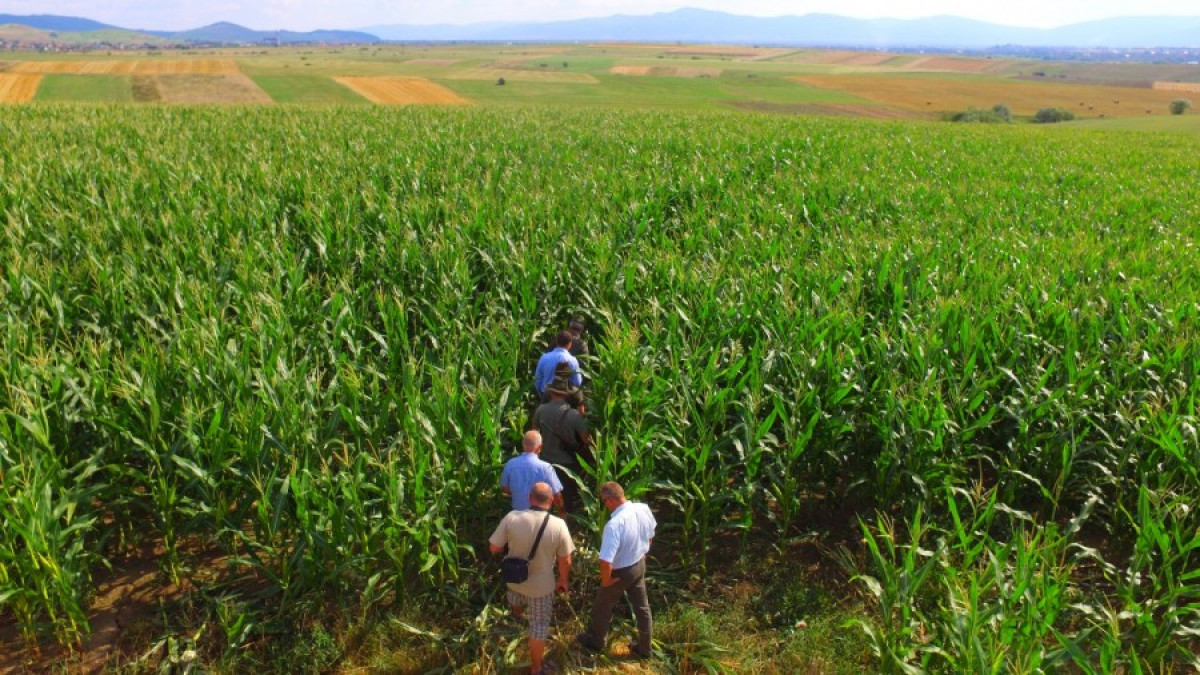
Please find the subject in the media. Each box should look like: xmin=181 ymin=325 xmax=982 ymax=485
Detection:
xmin=586 ymin=557 xmax=651 ymax=654
xmin=554 ymin=462 xmax=582 ymax=513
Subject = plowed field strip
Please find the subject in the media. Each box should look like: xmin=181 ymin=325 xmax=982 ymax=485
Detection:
xmin=334 ymin=77 xmax=471 ymax=105
xmin=904 ymin=56 xmax=1012 ymax=74
xmin=673 ymin=67 xmax=722 ymax=78
xmin=0 ymin=74 xmax=41 ymax=103
xmin=10 ymin=60 xmax=240 ymax=75
xmin=153 ymin=74 xmax=272 ymax=104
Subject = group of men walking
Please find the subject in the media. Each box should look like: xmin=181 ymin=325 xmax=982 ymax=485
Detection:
xmin=489 ymin=320 xmax=658 ymax=674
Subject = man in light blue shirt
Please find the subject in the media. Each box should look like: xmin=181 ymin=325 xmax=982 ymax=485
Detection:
xmin=577 ymin=481 xmax=657 ymax=659
xmin=533 ymin=331 xmax=582 ymax=398
xmin=501 ymin=431 xmax=564 ymax=515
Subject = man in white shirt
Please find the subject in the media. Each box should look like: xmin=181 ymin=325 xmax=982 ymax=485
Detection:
xmin=490 ymin=482 xmax=574 ymax=675
xmin=576 ymin=481 xmax=656 ymax=659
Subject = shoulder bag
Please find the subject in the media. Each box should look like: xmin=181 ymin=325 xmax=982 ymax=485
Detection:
xmin=500 ymin=511 xmax=552 ymax=584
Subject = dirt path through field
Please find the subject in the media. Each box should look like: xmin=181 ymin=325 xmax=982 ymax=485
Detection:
xmin=0 ymin=543 xmax=211 ymax=673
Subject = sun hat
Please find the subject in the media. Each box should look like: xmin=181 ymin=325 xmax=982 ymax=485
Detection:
xmin=546 ymin=375 xmax=578 ymax=396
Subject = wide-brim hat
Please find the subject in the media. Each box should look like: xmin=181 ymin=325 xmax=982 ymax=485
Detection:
xmin=546 ymin=376 xmax=579 ymax=395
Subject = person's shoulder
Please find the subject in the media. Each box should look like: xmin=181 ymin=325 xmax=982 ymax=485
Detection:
xmin=538 ymin=400 xmax=568 ymax=414
xmin=549 ymin=515 xmax=572 ymax=536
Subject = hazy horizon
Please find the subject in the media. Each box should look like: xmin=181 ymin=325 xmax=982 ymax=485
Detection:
xmin=2 ymin=1 xmax=1199 ymax=33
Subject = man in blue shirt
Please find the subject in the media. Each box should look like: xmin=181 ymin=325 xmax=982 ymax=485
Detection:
xmin=501 ymin=431 xmax=565 ymax=515
xmin=533 ymin=331 xmax=582 ymax=398
xmin=577 ymin=481 xmax=657 ymax=659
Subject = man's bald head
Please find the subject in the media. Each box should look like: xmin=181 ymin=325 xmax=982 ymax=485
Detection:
xmin=529 ymin=482 xmax=553 ymax=507
xmin=523 ymin=430 xmax=542 ymax=453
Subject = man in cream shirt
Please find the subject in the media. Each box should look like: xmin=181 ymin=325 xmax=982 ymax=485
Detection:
xmin=490 ymin=482 xmax=574 ymax=675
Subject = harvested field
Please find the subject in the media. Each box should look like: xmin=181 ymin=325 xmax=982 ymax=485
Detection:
xmin=152 ymin=74 xmax=272 ymax=104
xmin=904 ymin=56 xmax=1012 ymax=74
xmin=1153 ymin=81 xmax=1200 ymax=93
xmin=605 ymin=45 xmax=788 ymax=60
xmin=0 ymin=73 xmax=41 ymax=103
xmin=10 ymin=59 xmax=240 ymax=75
xmin=610 ymin=66 xmax=722 ymax=77
xmin=664 ymin=46 xmax=783 ymax=59
xmin=803 ymin=50 xmax=899 ymax=67
xmin=405 ymin=59 xmax=460 ymax=66
xmin=726 ymin=99 xmax=923 ymax=120
xmin=792 ymin=74 xmax=1187 ymax=118
xmin=673 ymin=67 xmax=723 ymax=78
xmin=334 ymin=76 xmax=470 ymax=105
xmin=446 ymin=68 xmax=598 ymax=84
xmin=131 ymin=75 xmax=160 ymax=102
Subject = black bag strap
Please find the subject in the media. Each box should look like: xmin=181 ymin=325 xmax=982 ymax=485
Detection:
xmin=527 ymin=511 xmax=552 ymax=560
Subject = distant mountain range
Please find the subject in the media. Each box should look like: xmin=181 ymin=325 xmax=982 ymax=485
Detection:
xmin=364 ymin=9 xmax=1200 ymax=48
xmin=3 ymin=9 xmax=1200 ymax=49
xmin=0 ymin=14 xmax=377 ymax=45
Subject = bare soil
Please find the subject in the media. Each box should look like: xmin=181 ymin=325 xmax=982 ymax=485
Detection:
xmin=0 ymin=543 xmax=197 ymax=673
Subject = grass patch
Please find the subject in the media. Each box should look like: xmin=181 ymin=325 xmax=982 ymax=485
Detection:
xmin=34 ymin=74 xmax=132 ymax=103
xmin=1067 ymin=112 xmax=1200 ymax=132
xmin=448 ymin=72 xmax=865 ymax=111
xmin=251 ymin=75 xmax=369 ymax=105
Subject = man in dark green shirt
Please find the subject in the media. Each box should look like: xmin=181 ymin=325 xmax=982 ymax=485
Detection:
xmin=531 ymin=376 xmax=593 ymax=513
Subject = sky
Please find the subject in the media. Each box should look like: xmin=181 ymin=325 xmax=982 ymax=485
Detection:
xmin=2 ymin=0 xmax=1198 ymax=32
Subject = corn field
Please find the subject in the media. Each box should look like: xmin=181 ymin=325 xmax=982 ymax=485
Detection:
xmin=0 ymin=105 xmax=1197 ymax=670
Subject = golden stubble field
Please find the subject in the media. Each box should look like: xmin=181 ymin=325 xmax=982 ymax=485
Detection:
xmin=0 ymin=73 xmax=41 ymax=102
xmin=334 ymin=76 xmax=471 ymax=105
xmin=10 ymin=59 xmax=240 ymax=75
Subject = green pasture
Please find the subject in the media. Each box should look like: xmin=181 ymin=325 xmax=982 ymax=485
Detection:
xmin=1068 ymin=111 xmax=1200 ymax=131
xmin=32 ymin=74 xmax=133 ymax=103
xmin=441 ymin=71 xmax=866 ymax=110
xmin=251 ymin=75 xmax=368 ymax=105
